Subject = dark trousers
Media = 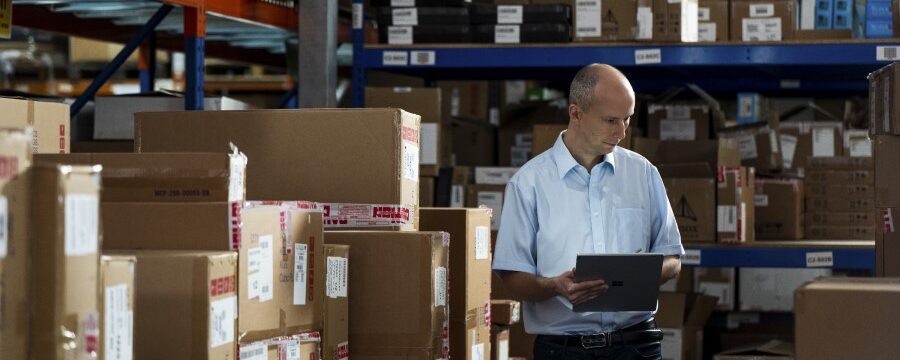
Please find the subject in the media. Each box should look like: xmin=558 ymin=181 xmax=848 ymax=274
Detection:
xmin=533 ymin=320 xmax=663 ymax=360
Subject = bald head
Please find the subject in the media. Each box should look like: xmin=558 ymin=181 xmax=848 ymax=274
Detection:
xmin=568 ymin=64 xmax=634 ymax=112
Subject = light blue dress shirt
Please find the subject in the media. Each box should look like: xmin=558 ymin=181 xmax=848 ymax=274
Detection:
xmin=492 ymin=131 xmax=684 ymax=335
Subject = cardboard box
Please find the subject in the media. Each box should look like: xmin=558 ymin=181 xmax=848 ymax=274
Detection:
xmin=647 ymin=103 xmax=710 ymax=140
xmin=807 ymin=225 xmax=876 ymax=240
xmin=506 ymin=321 xmax=535 ymax=359
xmin=719 ymin=124 xmax=783 ymax=174
xmin=694 ymin=267 xmax=735 ymax=310
xmin=844 ymin=129 xmax=873 ymax=158
xmin=739 ymin=268 xmax=830 ymax=312
xmin=778 ymin=122 xmax=843 ymax=173
xmin=660 ymin=164 xmax=716 ymax=243
xmin=699 ymin=0 xmax=729 ymax=42
xmin=124 ymin=251 xmax=238 ymax=360
xmin=366 ymin=87 xmax=444 ymax=176
xmin=420 ymin=208 xmax=492 ymax=360
xmin=867 ymin=62 xmax=900 ymax=135
xmin=475 ymin=167 xmax=519 ymax=185
xmin=100 ymin=255 xmax=136 ymax=360
xmin=240 ymin=332 xmax=322 ymax=360
xmin=135 ymin=109 xmax=420 ymax=230
xmin=420 ymin=176 xmax=436 ymax=207
xmin=466 ymin=185 xmax=507 ymax=231
xmin=31 ymin=164 xmax=102 ymax=360
xmin=452 ymin=120 xmax=497 ymax=166
xmin=490 ymin=300 xmax=521 ymax=325
xmin=806 ymin=156 xmax=872 ymax=170
xmin=318 ymin=245 xmax=349 ymax=360
xmin=736 ymin=93 xmax=767 ymax=125
xmin=102 ymin=202 xmax=236 ymax=250
xmin=0 ymin=97 xmax=69 ymax=153
xmin=795 ymin=29 xmax=852 ymax=39
xmin=563 ymin=0 xmax=638 ymax=41
xmin=805 ymin=210 xmax=879 ymax=227
xmin=632 ymin=137 xmax=742 ymax=169
xmin=877 ymin=208 xmax=899 ymax=276
xmin=532 ymin=124 xmax=567 ymax=156
xmin=754 ymin=178 xmax=803 ymax=240
xmin=806 ymin=183 xmax=873 ymax=197
xmin=805 ymin=169 xmax=873 ymax=184
xmin=657 ymin=292 xmax=718 ymax=360
xmin=660 ymin=267 xmax=694 ymax=293
xmin=731 ymin=0 xmax=795 ymax=41
xmin=94 ymin=95 xmax=252 ymax=140
xmin=324 ymin=231 xmax=449 ymax=359
xmin=436 ymin=166 xmax=471 ymax=208
xmin=666 ymin=0 xmax=700 ymax=42
xmin=491 ymin=326 xmax=511 ymax=360
xmin=0 ymin=129 xmax=31 ymax=360
xmin=805 ymin=196 xmax=875 ymax=212
xmin=875 ymin=135 xmax=900 ymax=207
xmin=35 ymin=151 xmax=247 ymax=203
xmin=714 ymin=340 xmax=794 ymax=360
xmin=795 ymin=278 xmax=900 ymax=359
xmin=717 ymin=167 xmax=755 ymax=244
xmin=439 ymin=81 xmax=490 ymax=121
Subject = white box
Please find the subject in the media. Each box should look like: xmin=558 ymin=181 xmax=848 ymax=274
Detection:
xmin=94 ymin=96 xmax=252 ymax=140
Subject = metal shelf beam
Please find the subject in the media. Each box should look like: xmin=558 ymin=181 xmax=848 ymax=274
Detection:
xmin=683 ymin=243 xmax=875 ymax=270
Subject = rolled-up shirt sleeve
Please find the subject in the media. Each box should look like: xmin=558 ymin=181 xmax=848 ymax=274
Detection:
xmin=492 ymin=179 xmax=539 ymax=275
xmin=647 ymin=165 xmax=685 ymax=256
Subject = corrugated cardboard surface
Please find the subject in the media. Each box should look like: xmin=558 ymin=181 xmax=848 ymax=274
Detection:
xmin=699 ymin=0 xmax=729 ymax=42
xmin=438 ymin=81 xmax=490 ymax=122
xmin=754 ymin=178 xmax=803 ymax=240
xmin=419 ymin=208 xmax=492 ymax=360
xmin=805 ymin=196 xmax=875 ymax=212
xmin=490 ymin=300 xmax=521 ymax=326
xmin=805 ymin=210 xmax=879 ymax=227
xmin=568 ymin=0 xmax=638 ymax=41
xmin=806 ymin=156 xmax=872 ymax=170
xmin=32 ymin=165 xmax=101 ymax=360
xmin=719 ymin=124 xmax=783 ymax=174
xmin=100 ymin=255 xmax=136 ymax=360
xmin=714 ymin=340 xmax=794 ymax=360
xmin=0 ymin=129 xmax=31 ymax=360
xmin=532 ymin=124 xmax=566 ymax=156
xmin=324 ymin=231 xmax=449 ymax=359
xmin=795 ymin=278 xmax=900 ymax=359
xmin=318 ymin=245 xmax=349 ymax=360
xmin=877 ymin=208 xmax=899 ymax=276
xmin=647 ymin=103 xmax=710 ymax=141
xmin=102 ymin=202 xmax=233 ymax=250
xmin=717 ymin=167 xmax=755 ymax=243
xmin=122 ymin=251 xmax=238 ymax=360
xmin=452 ymin=120 xmax=497 ymax=166
xmin=875 ymin=135 xmax=900 ymax=207
xmin=730 ymin=0 xmax=795 ymax=41
xmin=0 ymin=97 xmax=69 ymax=153
xmin=660 ymin=163 xmax=716 ymax=243
xmin=366 ymin=87 xmax=444 ymax=175
xmin=135 ymin=109 xmax=420 ymax=230
xmin=807 ymin=225 xmax=876 ymax=240
xmin=35 ymin=152 xmax=245 ymax=202
xmin=778 ymin=122 xmax=843 ymax=173
xmin=657 ymin=292 xmax=717 ymax=360
xmin=507 ymin=320 xmax=535 ymax=360
xmin=805 ymin=169 xmax=873 ymax=184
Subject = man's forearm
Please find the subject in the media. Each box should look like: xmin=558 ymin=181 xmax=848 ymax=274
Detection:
xmin=497 ymin=271 xmax=558 ymax=302
xmin=660 ymin=255 xmax=681 ymax=284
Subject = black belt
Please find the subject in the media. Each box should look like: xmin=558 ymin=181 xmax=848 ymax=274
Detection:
xmin=536 ymin=319 xmax=663 ymax=350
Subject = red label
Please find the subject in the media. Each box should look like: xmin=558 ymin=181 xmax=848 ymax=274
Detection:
xmin=210 ymin=275 xmax=236 ymax=297
xmin=371 ymin=206 xmax=411 ymax=221
xmin=336 ymin=342 xmax=350 ymax=360
xmin=307 ymin=236 xmax=316 ymax=303
xmin=484 ymin=301 xmax=492 ymax=327
xmin=402 ymin=126 xmax=418 ymax=144
xmin=322 ymin=204 xmax=332 ymax=217
xmin=884 ymin=209 xmax=895 ymax=233
xmin=230 ymin=202 xmax=243 ymax=251
xmin=83 ymin=313 xmax=99 ymax=355
xmin=0 ymin=157 xmax=19 ymax=179
xmin=59 ymin=124 xmax=66 ymax=153
xmin=441 ymin=320 xmax=450 ymax=358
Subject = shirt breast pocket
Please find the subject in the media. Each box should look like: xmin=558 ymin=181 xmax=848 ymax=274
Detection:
xmin=614 ymin=208 xmax=651 ymax=253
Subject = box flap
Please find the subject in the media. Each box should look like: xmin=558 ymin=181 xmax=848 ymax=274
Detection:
xmin=684 ymin=294 xmax=718 ymax=327
xmin=658 ymin=163 xmax=714 ymax=178
xmin=717 ymin=340 xmax=795 ymax=357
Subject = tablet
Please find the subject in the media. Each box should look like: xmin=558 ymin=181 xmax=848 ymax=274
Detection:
xmin=572 ymin=253 xmax=664 ymax=312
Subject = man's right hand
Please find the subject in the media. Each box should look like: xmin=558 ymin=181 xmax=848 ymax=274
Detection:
xmin=547 ymin=268 xmax=609 ymax=305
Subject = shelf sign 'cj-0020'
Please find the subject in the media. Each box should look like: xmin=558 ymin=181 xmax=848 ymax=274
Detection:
xmin=635 ymin=49 xmax=661 ymax=65
xmin=806 ymin=251 xmax=834 ymax=268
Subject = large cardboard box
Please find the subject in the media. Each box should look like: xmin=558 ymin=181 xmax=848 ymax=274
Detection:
xmin=318 ymin=245 xmax=349 ymax=360
xmin=632 ymin=137 xmax=741 ymax=170
xmin=135 ymin=108 xmax=420 ymax=230
xmin=466 ymin=185 xmax=507 ymax=231
xmin=666 ymin=0 xmax=700 ymax=42
xmin=94 ymin=95 xmax=251 ymax=140
xmin=694 ymin=267 xmax=735 ymax=311
xmin=795 ymin=278 xmax=900 ymax=359
xmin=719 ymin=124 xmax=783 ymax=174
xmin=660 ymin=163 xmax=716 ymax=243
xmin=35 ymin=151 xmax=247 ymax=203
xmin=877 ymin=208 xmax=900 ymax=276
xmin=324 ymin=231 xmax=449 ymax=359
xmin=717 ymin=167 xmax=755 ymax=243
xmin=657 ymin=292 xmax=717 ymax=360
xmin=698 ymin=0 xmax=729 ymax=42
xmin=102 ymin=202 xmax=236 ymax=250
xmin=0 ymin=97 xmax=69 ymax=153
xmin=875 ymin=135 xmax=900 ymax=207
xmin=754 ymin=178 xmax=803 ymax=240
xmin=738 ymin=268 xmax=830 ymax=312
xmin=420 ymin=208 xmax=492 ymax=360
xmin=0 ymin=129 xmax=31 ymax=360
xmin=31 ymin=164 xmax=102 ymax=360
xmin=647 ymin=103 xmax=710 ymax=141
xmin=366 ymin=87 xmax=444 ymax=176
xmin=778 ymin=122 xmax=843 ymax=173
xmin=867 ymin=62 xmax=900 ymax=136
xmin=559 ymin=0 xmax=638 ymax=42
xmin=126 ymin=251 xmax=238 ymax=360
xmin=100 ymin=255 xmax=136 ymax=360
xmin=730 ymin=0 xmax=795 ymax=41
xmin=490 ymin=300 xmax=521 ymax=326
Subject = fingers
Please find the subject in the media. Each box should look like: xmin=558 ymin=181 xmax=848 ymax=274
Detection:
xmin=571 ymin=286 xmax=609 ymax=305
xmin=567 ymin=279 xmax=607 ymax=293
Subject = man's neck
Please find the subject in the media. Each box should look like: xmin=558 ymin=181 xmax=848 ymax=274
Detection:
xmin=562 ymin=132 xmax=608 ymax=170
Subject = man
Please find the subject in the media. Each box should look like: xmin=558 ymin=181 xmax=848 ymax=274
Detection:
xmin=492 ymin=64 xmax=683 ymax=360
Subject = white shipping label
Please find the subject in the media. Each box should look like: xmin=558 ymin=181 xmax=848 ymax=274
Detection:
xmin=742 ymin=18 xmax=782 ymax=41
xmin=769 ymin=131 xmax=779 ymax=153
xmin=450 ymin=88 xmax=461 ymax=117
xmin=392 ymin=0 xmax=415 ymax=6
xmin=0 ymin=196 xmax=7 ymax=259
xmin=575 ymin=0 xmax=602 ymax=37
xmin=410 ymin=50 xmax=436 ymax=65
xmin=240 ymin=344 xmax=267 ymax=360
xmin=392 ymin=8 xmax=418 ymax=25
xmin=806 ymin=251 xmax=834 ymax=268
xmin=717 ymin=205 xmax=737 ymax=232
xmin=352 ymin=4 xmax=363 ymax=29
xmin=498 ymin=339 xmax=509 ymax=360
xmin=246 ymin=247 xmax=262 ymax=300
xmin=812 ymin=127 xmax=836 ymax=157
xmin=636 ymin=7 xmax=653 ymax=40
xmin=388 ymin=26 xmax=413 ymax=45
xmin=258 ymin=236 xmax=274 ymax=302
xmin=699 ymin=282 xmax=732 ymax=307
xmin=682 ymin=249 xmax=701 ymax=265
xmin=780 ymin=134 xmax=798 ymax=169
xmin=667 ymin=106 xmax=690 ymax=119
xmin=478 ymin=191 xmax=504 ymax=231
xmin=749 ymin=3 xmax=774 ymax=17
xmin=286 ymin=342 xmax=301 ymax=360
xmin=451 ymin=185 xmax=465 ymax=208
xmin=738 ymin=135 xmax=758 ymax=160
xmin=495 ymin=25 xmax=521 ymax=44
xmin=228 ymin=155 xmax=246 ymax=202
xmin=698 ymin=23 xmax=717 ymax=42
xmin=849 ymin=138 xmax=873 ymax=157
xmin=635 ymin=49 xmax=662 ymax=64
xmin=660 ymin=328 xmax=683 ymax=360
xmin=472 ymin=343 xmax=485 ymax=360
xmin=209 ymin=296 xmax=237 ymax=348
xmin=659 ymin=119 xmax=696 ymax=140
xmin=403 ymin=141 xmax=420 ymax=181
xmin=698 ymin=7 xmax=710 ymax=21
xmin=475 ymin=226 xmax=490 ymax=260
xmin=326 ymin=256 xmax=349 ymax=299
xmin=755 ymin=194 xmax=769 ymax=207
xmin=65 ymin=194 xmax=99 ymax=256
xmin=105 ymin=284 xmax=133 ymax=360
xmin=420 ymin=123 xmax=438 ymax=165
xmin=497 ymin=5 xmax=523 ymax=24
xmin=435 ymin=266 xmax=448 ymax=307
xmin=490 ymin=107 xmax=500 ymax=126
xmin=293 ymin=243 xmax=308 ymax=305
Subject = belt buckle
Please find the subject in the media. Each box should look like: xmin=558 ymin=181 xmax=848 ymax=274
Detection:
xmin=580 ymin=333 xmax=608 ymax=349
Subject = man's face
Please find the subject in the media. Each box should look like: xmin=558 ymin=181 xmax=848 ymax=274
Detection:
xmin=572 ymin=86 xmax=634 ymax=155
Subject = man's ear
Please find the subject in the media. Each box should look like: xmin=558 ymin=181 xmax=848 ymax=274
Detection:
xmin=568 ymin=104 xmax=580 ymax=123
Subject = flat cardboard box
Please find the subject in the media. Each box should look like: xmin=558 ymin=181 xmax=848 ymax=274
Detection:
xmin=738 ymin=268 xmax=830 ymax=312
xmin=714 ymin=340 xmax=794 ymax=360
xmin=730 ymin=0 xmax=795 ymax=41
xmin=490 ymin=300 xmax=521 ymax=325
xmin=805 ymin=170 xmax=874 ymax=184
xmin=466 ymin=185 xmax=507 ymax=231
xmin=807 ymin=225 xmax=876 ymax=240
xmin=806 ymin=183 xmax=873 ymax=197
xmin=324 ymin=231 xmax=449 ymax=359
xmin=420 ymin=208 xmax=492 ymax=360
xmin=0 ymin=129 xmax=31 ymax=360
xmin=35 ymin=151 xmax=247 ymax=202
xmin=699 ymin=0 xmax=729 ymax=42
xmin=0 ymin=97 xmax=70 ymax=153
xmin=318 ymin=245 xmax=349 ymax=360
xmin=694 ymin=267 xmax=735 ymax=311
xmin=806 ymin=156 xmax=872 ymax=170
xmin=778 ymin=122 xmax=843 ymax=173
xmin=795 ymin=278 xmax=900 ymax=359
xmin=94 ymin=95 xmax=252 ymax=140
xmin=135 ymin=108 xmax=420 ymax=231
xmin=100 ymin=255 xmax=136 ymax=360
xmin=718 ymin=124 xmax=783 ymax=174
xmin=647 ymin=103 xmax=710 ymax=141
xmin=875 ymin=135 xmax=900 ymax=207
xmin=562 ymin=0 xmax=638 ymax=42
xmin=31 ymin=164 xmax=102 ymax=360
xmin=123 ymin=251 xmax=238 ymax=360
xmin=754 ymin=178 xmax=803 ymax=240
xmin=532 ymin=124 xmax=567 ymax=156
xmin=657 ymin=292 xmax=717 ymax=360
xmin=867 ymin=63 xmax=900 ymax=135
xmin=660 ymin=163 xmax=717 ymax=243
xmin=366 ymin=87 xmax=444 ymax=176
xmin=717 ymin=166 xmax=755 ymax=244
xmin=491 ymin=326 xmax=511 ymax=360
xmin=877 ymin=208 xmax=900 ymax=276
xmin=805 ymin=196 xmax=876 ymax=212
xmin=805 ymin=210 xmax=879 ymax=227
xmin=420 ymin=176 xmax=436 ymax=207
xmin=102 ymin=202 xmax=235 ymax=250
xmin=439 ymin=81 xmax=490 ymax=121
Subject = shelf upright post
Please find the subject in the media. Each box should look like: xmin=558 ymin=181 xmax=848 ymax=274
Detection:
xmin=184 ymin=1 xmax=206 ymax=110
xmin=351 ymin=0 xmax=366 ymax=107
xmin=138 ymin=32 xmax=157 ymax=93
xmin=298 ymin=0 xmax=337 ymax=107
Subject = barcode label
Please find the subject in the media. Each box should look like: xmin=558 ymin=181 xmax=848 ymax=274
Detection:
xmin=435 ymin=266 xmax=447 ymax=307
xmin=209 ymin=296 xmax=236 ymax=348
xmin=743 ymin=18 xmax=781 ymax=41
xmin=717 ymin=205 xmax=737 ymax=232
xmin=635 ymin=49 xmax=662 ymax=64
xmin=392 ymin=8 xmax=418 ymax=25
xmin=749 ymin=4 xmax=774 ymax=17
xmin=495 ymin=25 xmax=521 ymax=44
xmin=240 ymin=344 xmax=267 ymax=360
xmin=387 ymin=26 xmax=413 ymax=45
xmin=410 ymin=50 xmax=436 ymax=65
xmin=293 ymin=243 xmax=308 ymax=305
xmin=497 ymin=5 xmax=523 ymax=24
xmin=352 ymin=4 xmax=363 ymax=29
xmin=877 ymin=46 xmax=900 ymax=61
xmin=382 ymin=50 xmax=409 ymax=66
xmin=698 ymin=22 xmax=716 ymax=42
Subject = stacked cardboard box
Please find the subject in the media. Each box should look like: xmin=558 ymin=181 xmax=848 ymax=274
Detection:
xmin=657 ymin=292 xmax=717 ymax=360
xmin=778 ymin=121 xmax=844 ymax=176
xmin=870 ymin=63 xmax=900 ymax=275
xmin=238 ymin=332 xmax=322 ymax=360
xmin=468 ymin=167 xmax=519 ymax=231
xmin=643 ymin=0 xmax=700 ymax=42
xmin=365 ymin=87 xmax=446 ymax=177
xmin=100 ymin=255 xmax=136 ymax=360
xmin=317 ymin=245 xmax=349 ymax=360
xmin=0 ymin=129 xmax=32 ymax=360
xmin=698 ymin=0 xmax=729 ymax=42
xmin=754 ymin=178 xmax=804 ymax=240
xmin=731 ymin=0 xmax=796 ymax=41
xmin=0 ymin=97 xmax=70 ymax=153
xmin=647 ymin=103 xmax=710 ymax=141
xmin=805 ymin=157 xmax=877 ymax=240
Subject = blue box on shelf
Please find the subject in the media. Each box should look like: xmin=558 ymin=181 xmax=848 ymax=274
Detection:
xmin=867 ymin=19 xmax=894 ymax=38
xmin=833 ymin=0 xmax=852 ymax=29
xmin=866 ymin=0 xmax=893 ymax=19
xmin=737 ymin=93 xmax=765 ymax=125
xmin=816 ymin=0 xmax=834 ymax=29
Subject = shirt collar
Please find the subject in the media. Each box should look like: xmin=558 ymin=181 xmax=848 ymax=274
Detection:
xmin=551 ymin=130 xmax=617 ymax=179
